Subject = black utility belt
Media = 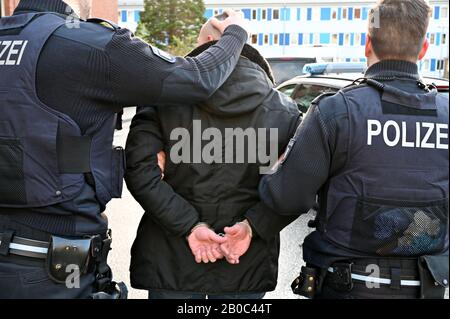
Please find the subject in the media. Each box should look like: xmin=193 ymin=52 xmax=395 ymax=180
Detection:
xmin=0 ymin=231 xmax=111 ymax=284
xmin=292 ymin=256 xmax=449 ymax=299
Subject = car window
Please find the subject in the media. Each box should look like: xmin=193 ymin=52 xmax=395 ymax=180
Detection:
xmin=278 ymin=84 xmax=297 ymax=97
xmin=293 ymin=84 xmax=338 ymax=112
xmin=270 ymin=61 xmax=313 ymax=84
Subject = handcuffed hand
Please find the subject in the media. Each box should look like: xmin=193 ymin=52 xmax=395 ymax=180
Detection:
xmin=220 ymin=220 xmax=252 ymax=265
xmin=210 ymin=9 xmax=249 ymax=35
xmin=157 ymin=151 xmax=166 ymax=179
xmin=187 ymin=224 xmax=227 ymax=264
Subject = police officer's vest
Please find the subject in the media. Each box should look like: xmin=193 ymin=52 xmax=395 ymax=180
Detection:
xmin=317 ymin=80 xmax=449 ymax=257
xmin=0 ymin=13 xmax=124 ymax=209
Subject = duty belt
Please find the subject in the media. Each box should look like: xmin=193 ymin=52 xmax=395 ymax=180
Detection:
xmin=0 ymin=231 xmax=49 ymax=259
xmin=327 ymin=263 xmax=421 ymax=287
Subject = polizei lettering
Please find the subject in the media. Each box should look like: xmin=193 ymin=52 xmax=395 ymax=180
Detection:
xmin=0 ymin=40 xmax=28 ymax=66
xmin=367 ymin=120 xmax=448 ymax=150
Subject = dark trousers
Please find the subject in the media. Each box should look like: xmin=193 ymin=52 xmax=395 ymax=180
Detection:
xmin=149 ymin=291 xmax=266 ymax=300
xmin=0 ymin=256 xmax=95 ymax=299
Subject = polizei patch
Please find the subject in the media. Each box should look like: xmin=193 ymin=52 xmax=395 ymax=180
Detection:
xmin=367 ymin=119 xmax=448 ymax=149
xmin=0 ymin=40 xmax=28 ymax=66
xmin=150 ymin=45 xmax=176 ymax=63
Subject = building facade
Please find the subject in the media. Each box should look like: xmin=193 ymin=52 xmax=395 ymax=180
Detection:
xmin=118 ymin=0 xmax=449 ymax=78
xmin=1 ymin=0 xmax=118 ymax=23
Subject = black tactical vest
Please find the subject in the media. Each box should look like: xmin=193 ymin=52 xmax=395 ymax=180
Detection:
xmin=0 ymin=13 xmax=124 ymax=209
xmin=318 ymin=81 xmax=449 ymax=257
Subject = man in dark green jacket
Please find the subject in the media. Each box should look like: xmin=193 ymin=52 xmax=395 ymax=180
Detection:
xmin=125 ymin=20 xmax=301 ymax=299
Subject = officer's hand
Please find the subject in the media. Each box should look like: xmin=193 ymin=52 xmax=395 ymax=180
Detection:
xmin=210 ymin=9 xmax=249 ymax=35
xmin=220 ymin=220 xmax=252 ymax=265
xmin=187 ymin=225 xmax=227 ymax=264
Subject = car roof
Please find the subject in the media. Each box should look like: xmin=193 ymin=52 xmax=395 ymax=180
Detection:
xmin=279 ymin=73 xmax=450 ymax=91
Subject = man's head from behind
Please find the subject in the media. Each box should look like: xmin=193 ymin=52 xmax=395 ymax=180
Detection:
xmin=366 ymin=0 xmax=431 ymax=66
xmin=197 ymin=17 xmax=223 ymax=46
xmin=64 ymin=0 xmax=93 ymax=20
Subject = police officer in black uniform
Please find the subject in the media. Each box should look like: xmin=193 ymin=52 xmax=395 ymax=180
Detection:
xmin=0 ymin=0 xmax=248 ymax=299
xmin=260 ymin=0 xmax=449 ymax=299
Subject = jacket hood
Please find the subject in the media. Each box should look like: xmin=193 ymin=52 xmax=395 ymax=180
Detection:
xmin=187 ymin=42 xmax=275 ymax=117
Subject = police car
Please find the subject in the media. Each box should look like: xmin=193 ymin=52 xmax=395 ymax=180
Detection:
xmin=278 ymin=63 xmax=450 ymax=113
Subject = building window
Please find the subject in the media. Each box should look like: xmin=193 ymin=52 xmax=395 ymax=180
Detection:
xmin=423 ymin=59 xmax=430 ymax=71
xmin=331 ymin=34 xmax=338 ymax=45
xmin=434 ymin=6 xmax=440 ymax=19
xmin=354 ymin=8 xmax=361 ymax=19
xmin=134 ymin=11 xmax=141 ymax=23
xmin=430 ymin=33 xmax=435 ymax=45
xmin=127 ymin=11 xmax=133 ymax=22
xmin=321 ymin=8 xmax=331 ymax=20
xmin=361 ymin=33 xmax=366 ymax=45
xmin=251 ymin=34 xmax=258 ymax=45
xmin=345 ymin=33 xmax=350 ymax=45
xmin=121 ymin=10 xmax=127 ymax=22
xmin=241 ymin=9 xmax=251 ymax=20
xmin=332 ymin=8 xmax=338 ymax=20
xmin=252 ymin=9 xmax=257 ymax=20
xmin=258 ymin=34 xmax=263 ymax=46
xmin=264 ymin=34 xmax=269 ymax=45
xmin=362 ymin=7 xmax=369 ymax=20
xmin=281 ymin=8 xmax=291 ymax=21
xmin=339 ymin=33 xmax=344 ymax=45
xmin=437 ymin=60 xmax=445 ymax=70
xmin=262 ymin=9 xmax=267 ymax=20
xmin=430 ymin=59 xmax=436 ymax=71
xmin=442 ymin=6 xmax=448 ymax=18
xmin=298 ymin=33 xmax=304 ymax=45
xmin=273 ymin=9 xmax=280 ymax=20
xmin=320 ymin=33 xmax=330 ymax=45
xmin=297 ymin=8 xmax=301 ymax=21
xmin=342 ymin=8 xmax=347 ymax=19
xmin=348 ymin=7 xmax=354 ymax=20
xmin=307 ymin=8 xmax=312 ymax=21
xmin=442 ymin=33 xmax=447 ymax=45
xmin=274 ymin=34 xmax=279 ymax=45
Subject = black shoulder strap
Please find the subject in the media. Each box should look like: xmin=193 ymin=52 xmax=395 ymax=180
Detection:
xmin=310 ymin=91 xmax=337 ymax=106
xmin=86 ymin=18 xmax=120 ymax=31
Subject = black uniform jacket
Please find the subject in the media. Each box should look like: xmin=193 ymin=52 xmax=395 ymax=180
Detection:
xmin=0 ymin=0 xmax=248 ymax=238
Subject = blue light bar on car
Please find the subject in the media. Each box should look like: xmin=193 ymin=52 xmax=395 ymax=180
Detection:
xmin=303 ymin=62 xmax=367 ymax=75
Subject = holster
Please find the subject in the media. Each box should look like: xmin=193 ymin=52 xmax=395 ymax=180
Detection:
xmin=418 ymin=255 xmax=449 ymax=299
xmin=45 ymin=231 xmax=128 ymax=299
xmin=46 ymin=235 xmax=91 ymax=284
xmin=291 ymin=266 xmax=321 ymax=299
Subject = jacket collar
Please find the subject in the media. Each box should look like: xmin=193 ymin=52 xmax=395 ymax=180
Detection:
xmin=365 ymin=60 xmax=421 ymax=81
xmin=14 ymin=0 xmax=75 ymax=17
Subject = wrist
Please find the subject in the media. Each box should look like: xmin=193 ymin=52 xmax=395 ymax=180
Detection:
xmin=238 ymin=219 xmax=253 ymax=238
xmin=223 ymin=24 xmax=248 ymax=42
xmin=187 ymin=222 xmax=210 ymax=239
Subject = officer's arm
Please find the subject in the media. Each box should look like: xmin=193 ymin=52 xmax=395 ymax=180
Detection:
xmin=125 ymin=107 xmax=200 ymax=237
xmin=106 ymin=26 xmax=247 ymax=107
xmin=259 ymin=98 xmax=345 ymax=216
xmin=245 ymin=112 xmax=303 ymax=238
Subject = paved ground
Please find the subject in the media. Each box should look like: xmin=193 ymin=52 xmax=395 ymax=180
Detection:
xmin=108 ymin=108 xmax=448 ymax=299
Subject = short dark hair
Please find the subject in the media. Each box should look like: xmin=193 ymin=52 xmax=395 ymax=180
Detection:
xmin=369 ymin=0 xmax=431 ymax=61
